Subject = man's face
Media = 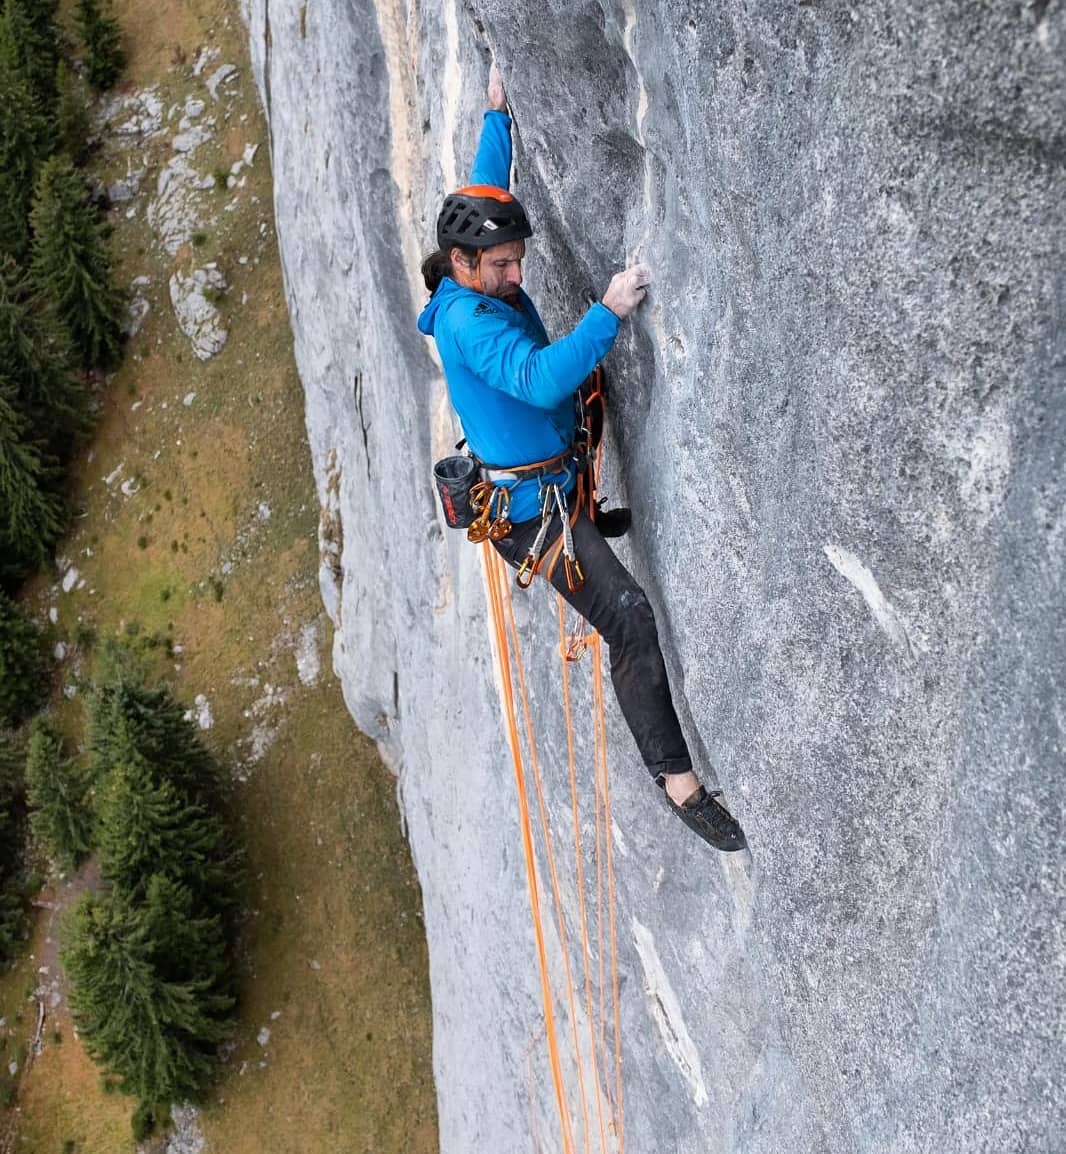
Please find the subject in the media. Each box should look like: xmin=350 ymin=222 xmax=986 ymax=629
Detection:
xmin=453 ymin=240 xmax=525 ymax=304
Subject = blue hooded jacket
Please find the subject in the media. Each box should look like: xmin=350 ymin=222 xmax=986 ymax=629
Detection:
xmin=418 ymin=111 xmax=621 ymax=524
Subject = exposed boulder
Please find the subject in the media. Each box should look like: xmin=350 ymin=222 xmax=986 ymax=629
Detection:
xmin=169 ymin=266 xmax=228 ymax=360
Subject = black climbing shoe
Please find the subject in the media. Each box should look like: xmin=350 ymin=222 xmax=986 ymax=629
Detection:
xmin=658 ymin=780 xmax=748 ymax=852
xmin=595 ymin=506 xmax=632 ymax=538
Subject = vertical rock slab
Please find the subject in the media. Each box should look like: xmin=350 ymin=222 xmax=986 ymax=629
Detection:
xmin=240 ymin=0 xmax=1065 ymax=1150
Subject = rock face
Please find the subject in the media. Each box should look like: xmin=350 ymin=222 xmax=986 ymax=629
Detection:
xmin=238 ymin=2 xmax=1064 ymax=1151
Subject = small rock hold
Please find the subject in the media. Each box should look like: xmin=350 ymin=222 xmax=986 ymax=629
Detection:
xmin=193 ymin=46 xmax=221 ymax=77
xmin=207 ymin=64 xmax=238 ymax=100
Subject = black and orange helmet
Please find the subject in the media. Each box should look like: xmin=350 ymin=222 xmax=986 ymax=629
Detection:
xmin=436 ymin=184 xmax=533 ymax=250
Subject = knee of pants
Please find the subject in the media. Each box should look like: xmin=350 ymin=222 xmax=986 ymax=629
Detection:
xmin=600 ymin=589 xmax=659 ymax=652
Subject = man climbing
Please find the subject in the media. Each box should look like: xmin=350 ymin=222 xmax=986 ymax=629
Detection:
xmin=417 ymin=64 xmax=746 ymax=853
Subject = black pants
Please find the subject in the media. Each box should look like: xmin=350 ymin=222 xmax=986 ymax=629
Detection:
xmin=491 ymin=508 xmax=692 ymax=780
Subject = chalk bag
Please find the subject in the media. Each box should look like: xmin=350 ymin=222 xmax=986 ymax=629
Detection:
xmin=433 ymin=454 xmax=480 ymax=529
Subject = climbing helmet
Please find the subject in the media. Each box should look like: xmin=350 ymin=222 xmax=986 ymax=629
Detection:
xmin=436 ymin=184 xmax=533 ymax=250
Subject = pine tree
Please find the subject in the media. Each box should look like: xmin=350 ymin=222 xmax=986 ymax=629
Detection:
xmin=0 ymin=729 xmax=26 ymax=961
xmin=29 ymin=155 xmax=125 ymax=371
xmin=0 ymin=728 xmax=24 ymax=872
xmin=0 ymin=591 xmax=49 ymax=726
xmin=75 ymin=0 xmax=123 ymax=90
xmin=0 ymin=379 xmax=67 ymax=584
xmin=2 ymin=0 xmax=61 ymax=110
xmin=62 ymin=881 xmax=236 ymax=1111
xmin=54 ymin=59 xmax=90 ymax=163
xmin=0 ymin=256 xmax=86 ymax=456
xmin=94 ymin=745 xmax=238 ymax=915
xmin=0 ymin=14 xmax=47 ymax=261
xmin=25 ymin=716 xmax=92 ymax=870
xmin=89 ymin=678 xmax=231 ymax=816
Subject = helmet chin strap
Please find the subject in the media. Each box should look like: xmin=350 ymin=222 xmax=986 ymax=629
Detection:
xmin=452 ymin=250 xmax=486 ymax=295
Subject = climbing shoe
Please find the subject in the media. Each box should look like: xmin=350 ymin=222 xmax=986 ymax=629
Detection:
xmin=595 ymin=506 xmax=632 ymax=538
xmin=658 ymin=780 xmax=748 ymax=852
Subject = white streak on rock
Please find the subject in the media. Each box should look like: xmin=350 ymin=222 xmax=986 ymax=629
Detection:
xmin=440 ymin=0 xmax=460 ymax=191
xmin=631 ymin=918 xmax=709 ymax=1107
xmin=823 ymin=544 xmax=916 ymax=656
xmin=374 ymin=0 xmax=428 ymax=316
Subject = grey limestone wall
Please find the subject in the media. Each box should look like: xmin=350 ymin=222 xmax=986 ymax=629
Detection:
xmin=239 ymin=1 xmax=1065 ymax=1150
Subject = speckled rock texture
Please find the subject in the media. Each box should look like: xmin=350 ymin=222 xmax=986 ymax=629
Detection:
xmin=239 ymin=2 xmax=1064 ymax=1150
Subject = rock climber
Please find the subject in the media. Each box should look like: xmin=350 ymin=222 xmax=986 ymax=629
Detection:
xmin=417 ymin=64 xmax=746 ymax=853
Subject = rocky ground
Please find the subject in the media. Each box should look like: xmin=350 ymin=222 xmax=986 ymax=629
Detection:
xmin=0 ymin=2 xmax=438 ymax=1152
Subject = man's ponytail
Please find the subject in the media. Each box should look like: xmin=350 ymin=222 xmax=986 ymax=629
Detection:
xmin=421 ymin=246 xmax=479 ymax=294
xmin=421 ymin=249 xmax=454 ymax=294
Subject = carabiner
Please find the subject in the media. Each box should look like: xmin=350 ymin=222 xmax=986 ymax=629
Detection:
xmin=516 ymin=557 xmax=537 ymax=588
xmin=564 ymin=555 xmax=585 ymax=594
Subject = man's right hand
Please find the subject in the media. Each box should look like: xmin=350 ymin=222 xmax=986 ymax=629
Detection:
xmin=602 ymin=264 xmax=652 ymax=320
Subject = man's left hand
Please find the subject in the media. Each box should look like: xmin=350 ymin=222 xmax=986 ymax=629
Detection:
xmin=487 ymin=62 xmax=508 ymax=112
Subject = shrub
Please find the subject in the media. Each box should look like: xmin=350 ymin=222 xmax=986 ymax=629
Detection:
xmin=25 ymin=716 xmax=93 ymax=870
xmin=130 ymin=1101 xmax=155 ymax=1142
xmin=29 ymin=156 xmax=126 ymax=371
xmin=0 ymin=384 xmax=67 ymax=585
xmin=0 ymin=590 xmax=50 ymax=727
xmin=75 ymin=0 xmax=125 ymax=90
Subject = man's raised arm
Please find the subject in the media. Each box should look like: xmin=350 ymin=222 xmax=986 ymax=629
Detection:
xmin=469 ymin=63 xmax=513 ymax=190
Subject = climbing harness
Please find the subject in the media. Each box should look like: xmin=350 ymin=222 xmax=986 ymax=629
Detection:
xmin=478 ymin=364 xmax=625 ymax=1154
xmin=431 ymin=366 xmax=608 ymax=597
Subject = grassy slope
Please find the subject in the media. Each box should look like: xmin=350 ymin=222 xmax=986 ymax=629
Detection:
xmin=0 ymin=2 xmax=437 ymax=1151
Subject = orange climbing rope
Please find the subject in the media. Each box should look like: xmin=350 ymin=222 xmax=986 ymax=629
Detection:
xmin=478 ymin=368 xmax=626 ymax=1153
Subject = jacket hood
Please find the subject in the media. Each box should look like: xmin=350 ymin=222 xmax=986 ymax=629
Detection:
xmin=417 ymin=277 xmax=464 ymax=336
